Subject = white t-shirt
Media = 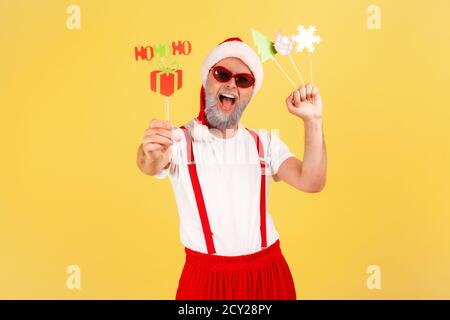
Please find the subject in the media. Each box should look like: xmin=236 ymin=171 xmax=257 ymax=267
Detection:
xmin=154 ymin=118 xmax=295 ymax=256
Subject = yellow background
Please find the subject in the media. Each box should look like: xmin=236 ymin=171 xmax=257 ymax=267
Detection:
xmin=1 ymin=0 xmax=449 ymax=299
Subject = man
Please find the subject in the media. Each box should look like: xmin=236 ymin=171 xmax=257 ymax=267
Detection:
xmin=136 ymin=37 xmax=327 ymax=300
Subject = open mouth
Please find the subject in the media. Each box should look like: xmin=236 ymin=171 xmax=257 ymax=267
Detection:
xmin=218 ymin=93 xmax=236 ymax=112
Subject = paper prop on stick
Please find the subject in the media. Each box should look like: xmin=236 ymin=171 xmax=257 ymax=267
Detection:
xmin=274 ymin=33 xmax=305 ymax=85
xmin=134 ymin=40 xmax=191 ymax=122
xmin=135 ymin=41 xmax=192 ymax=61
xmin=292 ymin=25 xmax=321 ymax=84
xmin=150 ymin=60 xmax=183 ymax=121
xmin=251 ymin=28 xmax=296 ymax=88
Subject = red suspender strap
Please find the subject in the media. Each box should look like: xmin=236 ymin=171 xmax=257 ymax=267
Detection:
xmin=180 ymin=126 xmax=216 ymax=255
xmin=246 ymin=129 xmax=268 ymax=249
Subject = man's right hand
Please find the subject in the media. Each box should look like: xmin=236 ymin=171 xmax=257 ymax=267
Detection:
xmin=142 ymin=119 xmax=181 ymax=162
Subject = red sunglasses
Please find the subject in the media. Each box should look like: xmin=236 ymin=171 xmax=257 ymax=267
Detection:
xmin=210 ymin=66 xmax=255 ymax=88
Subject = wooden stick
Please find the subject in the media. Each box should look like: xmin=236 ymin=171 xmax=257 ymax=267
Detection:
xmin=272 ymin=58 xmax=296 ymax=88
xmin=309 ymin=52 xmax=313 ymax=84
xmin=288 ymin=54 xmax=305 ymax=85
xmin=165 ymin=96 xmax=170 ymax=122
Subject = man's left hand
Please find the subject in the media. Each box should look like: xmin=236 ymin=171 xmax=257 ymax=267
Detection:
xmin=285 ymin=83 xmax=323 ymax=121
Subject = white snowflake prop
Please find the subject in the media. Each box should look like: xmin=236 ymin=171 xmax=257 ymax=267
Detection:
xmin=293 ymin=25 xmax=321 ymax=53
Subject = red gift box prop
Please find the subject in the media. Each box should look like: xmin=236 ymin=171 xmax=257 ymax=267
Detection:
xmin=150 ymin=69 xmax=183 ymax=97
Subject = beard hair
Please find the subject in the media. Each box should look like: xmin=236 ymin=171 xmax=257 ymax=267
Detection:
xmin=204 ymin=80 xmax=252 ymax=130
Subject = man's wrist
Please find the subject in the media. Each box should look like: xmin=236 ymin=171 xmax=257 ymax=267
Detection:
xmin=303 ymin=117 xmax=323 ymax=128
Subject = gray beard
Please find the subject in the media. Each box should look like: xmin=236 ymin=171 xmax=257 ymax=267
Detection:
xmin=204 ymin=82 xmax=252 ymax=130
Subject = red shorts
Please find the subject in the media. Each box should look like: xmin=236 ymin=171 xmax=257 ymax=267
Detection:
xmin=175 ymin=239 xmax=297 ymax=300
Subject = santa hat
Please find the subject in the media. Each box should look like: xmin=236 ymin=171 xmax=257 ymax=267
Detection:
xmin=190 ymin=37 xmax=263 ymax=142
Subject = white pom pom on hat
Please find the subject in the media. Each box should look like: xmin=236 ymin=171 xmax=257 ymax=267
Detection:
xmin=190 ymin=37 xmax=264 ymax=142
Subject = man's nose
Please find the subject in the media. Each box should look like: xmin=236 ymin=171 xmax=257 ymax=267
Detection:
xmin=226 ymin=76 xmax=237 ymax=89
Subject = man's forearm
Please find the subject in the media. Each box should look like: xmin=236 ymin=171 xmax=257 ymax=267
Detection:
xmin=301 ymin=119 xmax=327 ymax=191
xmin=136 ymin=144 xmax=169 ymax=176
